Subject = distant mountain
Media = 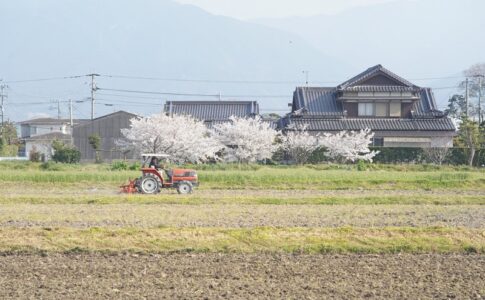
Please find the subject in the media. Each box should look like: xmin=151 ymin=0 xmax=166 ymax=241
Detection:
xmin=0 ymin=0 xmax=348 ymax=121
xmin=255 ymin=0 xmax=485 ymax=106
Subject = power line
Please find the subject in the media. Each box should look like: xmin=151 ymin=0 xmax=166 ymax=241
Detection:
xmin=3 ymin=75 xmax=87 ymax=84
xmin=100 ymin=74 xmax=311 ymax=85
xmin=99 ymin=73 xmax=466 ymax=85
xmin=2 ymin=72 xmax=467 ymax=86
xmin=98 ymin=87 xmax=223 ymax=98
xmin=98 ymin=87 xmax=290 ymax=99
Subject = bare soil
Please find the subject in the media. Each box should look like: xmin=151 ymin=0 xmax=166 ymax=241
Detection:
xmin=0 ymin=253 xmax=482 ymax=299
xmin=1 ymin=204 xmax=484 ymax=228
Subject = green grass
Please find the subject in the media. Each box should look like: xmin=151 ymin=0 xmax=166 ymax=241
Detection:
xmin=0 ymin=227 xmax=482 ymax=254
xmin=0 ymin=167 xmax=484 ymax=190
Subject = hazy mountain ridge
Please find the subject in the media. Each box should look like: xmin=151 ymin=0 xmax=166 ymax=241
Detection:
xmin=254 ymin=0 xmax=485 ymax=105
xmin=1 ymin=0 xmax=352 ymax=120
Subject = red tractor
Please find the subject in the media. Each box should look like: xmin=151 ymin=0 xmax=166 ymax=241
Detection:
xmin=121 ymin=154 xmax=198 ymax=194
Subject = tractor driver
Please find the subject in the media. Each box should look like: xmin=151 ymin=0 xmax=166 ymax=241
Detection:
xmin=149 ymin=157 xmax=160 ymax=169
xmin=149 ymin=157 xmax=172 ymax=181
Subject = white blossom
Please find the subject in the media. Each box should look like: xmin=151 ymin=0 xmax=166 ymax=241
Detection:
xmin=281 ymin=124 xmax=319 ymax=164
xmin=319 ymin=128 xmax=379 ymax=163
xmin=121 ymin=113 xmax=222 ymax=163
xmin=211 ymin=116 xmax=278 ymax=163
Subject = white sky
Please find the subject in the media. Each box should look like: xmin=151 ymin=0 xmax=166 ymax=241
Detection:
xmin=174 ymin=0 xmax=401 ymax=19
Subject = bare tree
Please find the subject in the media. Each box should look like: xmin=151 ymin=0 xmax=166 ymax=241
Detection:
xmin=422 ymin=147 xmax=450 ymax=165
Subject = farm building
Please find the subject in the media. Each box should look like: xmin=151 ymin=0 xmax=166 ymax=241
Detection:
xmin=279 ymin=65 xmax=456 ymax=147
xmin=72 ymin=111 xmax=137 ymax=161
xmin=163 ymin=100 xmax=262 ymax=128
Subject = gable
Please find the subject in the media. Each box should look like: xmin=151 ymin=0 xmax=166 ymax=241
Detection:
xmin=338 ymin=65 xmax=416 ymax=89
xmin=357 ymin=73 xmax=408 ymax=86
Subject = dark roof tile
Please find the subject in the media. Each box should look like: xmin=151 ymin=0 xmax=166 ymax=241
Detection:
xmin=164 ymin=101 xmax=259 ymax=121
xmin=285 ymin=118 xmax=456 ymax=132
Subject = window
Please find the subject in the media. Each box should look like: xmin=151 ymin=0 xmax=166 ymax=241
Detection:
xmin=30 ymin=126 xmax=37 ymax=135
xmin=389 ymin=102 xmax=401 ymax=117
xmin=375 ymin=103 xmax=387 ymax=117
xmin=358 ymin=103 xmax=374 ymax=116
xmin=372 ymin=138 xmax=384 ymax=147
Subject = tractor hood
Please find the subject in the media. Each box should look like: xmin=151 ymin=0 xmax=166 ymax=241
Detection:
xmin=171 ymin=169 xmax=197 ymax=177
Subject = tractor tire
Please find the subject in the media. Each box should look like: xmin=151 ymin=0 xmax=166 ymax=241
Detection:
xmin=177 ymin=181 xmax=193 ymax=195
xmin=139 ymin=174 xmax=161 ymax=194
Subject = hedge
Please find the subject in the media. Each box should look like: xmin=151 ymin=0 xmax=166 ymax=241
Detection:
xmin=276 ymin=147 xmax=485 ymax=166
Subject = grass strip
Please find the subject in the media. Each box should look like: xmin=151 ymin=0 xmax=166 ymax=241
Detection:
xmin=0 ymin=227 xmax=483 ymax=254
xmin=1 ymin=169 xmax=484 ymax=190
xmin=0 ymin=194 xmax=483 ymax=205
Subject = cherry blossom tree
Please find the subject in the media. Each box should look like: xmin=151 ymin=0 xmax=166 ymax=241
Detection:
xmin=319 ymin=128 xmax=379 ymax=163
xmin=211 ymin=116 xmax=279 ymax=163
xmin=281 ymin=124 xmax=319 ymax=164
xmin=120 ymin=114 xmax=222 ymax=163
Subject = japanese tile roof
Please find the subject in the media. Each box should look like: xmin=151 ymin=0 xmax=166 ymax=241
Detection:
xmin=164 ymin=101 xmax=259 ymax=121
xmin=18 ymin=118 xmax=89 ymax=125
xmin=337 ymin=64 xmax=417 ymax=89
xmin=342 ymin=86 xmax=417 ymax=92
xmin=292 ymin=87 xmax=344 ymax=117
xmin=24 ymin=132 xmax=71 ymax=141
xmin=285 ymin=118 xmax=456 ymax=132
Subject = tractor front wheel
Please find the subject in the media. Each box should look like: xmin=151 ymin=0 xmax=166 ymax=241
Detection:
xmin=139 ymin=174 xmax=161 ymax=194
xmin=177 ymin=182 xmax=193 ymax=194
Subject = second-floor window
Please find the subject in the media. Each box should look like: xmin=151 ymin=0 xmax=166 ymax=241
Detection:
xmin=358 ymin=103 xmax=374 ymax=116
xmin=358 ymin=102 xmax=402 ymax=117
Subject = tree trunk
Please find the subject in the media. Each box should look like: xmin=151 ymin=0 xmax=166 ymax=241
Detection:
xmin=468 ymin=147 xmax=476 ymax=166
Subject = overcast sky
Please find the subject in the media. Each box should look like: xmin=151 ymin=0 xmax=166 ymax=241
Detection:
xmin=174 ymin=0 xmax=403 ymax=19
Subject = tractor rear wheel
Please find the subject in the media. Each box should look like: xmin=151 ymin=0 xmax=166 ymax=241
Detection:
xmin=177 ymin=181 xmax=193 ymax=194
xmin=140 ymin=174 xmax=161 ymax=194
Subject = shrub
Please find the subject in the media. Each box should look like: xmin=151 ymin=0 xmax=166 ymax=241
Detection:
xmin=88 ymin=134 xmax=102 ymax=163
xmin=371 ymin=147 xmax=425 ymax=164
xmin=51 ymin=140 xmax=81 ymax=164
xmin=29 ymin=146 xmax=41 ymax=162
xmin=129 ymin=162 xmax=141 ymax=170
xmin=111 ymin=161 xmax=129 ymax=171
xmin=357 ymin=160 xmax=367 ymax=171
xmin=52 ymin=148 xmax=81 ymax=164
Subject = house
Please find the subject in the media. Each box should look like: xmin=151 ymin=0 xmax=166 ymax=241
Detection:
xmin=163 ymin=100 xmax=260 ymax=128
xmin=72 ymin=111 xmax=137 ymax=161
xmin=24 ymin=132 xmax=72 ymax=161
xmin=18 ymin=118 xmax=73 ymax=139
xmin=18 ymin=117 xmax=88 ymax=159
xmin=279 ymin=65 xmax=456 ymax=148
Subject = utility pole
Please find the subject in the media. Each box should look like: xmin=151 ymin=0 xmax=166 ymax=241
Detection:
xmin=0 ymin=82 xmax=8 ymax=138
xmin=69 ymin=99 xmax=73 ymax=127
xmin=477 ymin=75 xmax=483 ymax=124
xmin=69 ymin=99 xmax=74 ymax=145
xmin=57 ymin=99 xmax=61 ymax=120
xmin=88 ymin=73 xmax=100 ymax=120
xmin=465 ymin=77 xmax=469 ymax=118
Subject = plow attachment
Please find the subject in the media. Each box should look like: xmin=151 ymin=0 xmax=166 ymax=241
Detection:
xmin=120 ymin=179 xmax=138 ymax=194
